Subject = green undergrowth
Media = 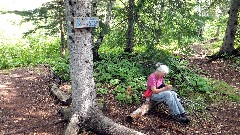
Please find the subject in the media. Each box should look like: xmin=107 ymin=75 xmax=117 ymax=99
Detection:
xmin=0 ymin=35 xmax=70 ymax=81
xmin=94 ymin=56 xmax=146 ymax=104
xmin=210 ymin=80 xmax=240 ymax=103
xmin=183 ymin=79 xmax=240 ymax=114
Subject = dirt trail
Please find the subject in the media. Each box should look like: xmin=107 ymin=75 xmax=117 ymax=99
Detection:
xmin=0 ymin=66 xmax=66 ymax=135
xmin=189 ymin=43 xmax=240 ymax=88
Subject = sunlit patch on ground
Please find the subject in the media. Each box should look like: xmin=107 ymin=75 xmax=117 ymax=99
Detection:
xmin=0 ymin=82 xmax=17 ymax=101
xmin=23 ymin=76 xmax=37 ymax=80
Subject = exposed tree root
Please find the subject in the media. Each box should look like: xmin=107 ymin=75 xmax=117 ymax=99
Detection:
xmin=60 ymin=107 xmax=146 ymax=135
xmin=206 ymin=48 xmax=240 ymax=63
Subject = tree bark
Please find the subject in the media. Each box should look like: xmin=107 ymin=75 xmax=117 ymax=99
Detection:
xmin=219 ymin=0 xmax=240 ymax=54
xmin=65 ymin=0 xmax=145 ymax=134
xmin=104 ymin=0 xmax=115 ymax=25
xmin=125 ymin=0 xmax=135 ymax=53
xmin=198 ymin=22 xmax=205 ymax=39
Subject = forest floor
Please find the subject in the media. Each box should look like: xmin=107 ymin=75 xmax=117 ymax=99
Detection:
xmin=0 ymin=66 xmax=67 ymax=134
xmin=0 ymin=42 xmax=240 ymax=134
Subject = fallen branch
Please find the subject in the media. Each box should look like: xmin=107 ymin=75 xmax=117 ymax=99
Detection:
xmin=49 ymin=83 xmax=72 ymax=106
xmin=126 ymin=101 xmax=159 ymax=123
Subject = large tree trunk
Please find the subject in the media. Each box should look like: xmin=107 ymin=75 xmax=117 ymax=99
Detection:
xmin=156 ymin=2 xmax=164 ymax=43
xmin=207 ymin=0 xmax=240 ymax=62
xmin=125 ymin=0 xmax=135 ymax=53
xmin=64 ymin=0 xmax=144 ymax=134
xmin=219 ymin=0 xmax=240 ymax=54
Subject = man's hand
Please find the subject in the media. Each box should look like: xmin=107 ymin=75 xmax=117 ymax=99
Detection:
xmin=165 ymin=85 xmax=172 ymax=90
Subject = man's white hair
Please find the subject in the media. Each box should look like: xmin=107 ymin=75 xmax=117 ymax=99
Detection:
xmin=156 ymin=63 xmax=169 ymax=74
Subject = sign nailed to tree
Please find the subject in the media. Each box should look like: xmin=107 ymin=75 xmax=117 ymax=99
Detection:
xmin=74 ymin=17 xmax=99 ymax=28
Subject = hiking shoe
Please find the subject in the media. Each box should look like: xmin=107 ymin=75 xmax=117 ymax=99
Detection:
xmin=180 ymin=113 xmax=186 ymax=117
xmin=173 ymin=115 xmax=190 ymax=124
xmin=180 ymin=113 xmax=191 ymax=124
xmin=126 ymin=116 xmax=133 ymax=124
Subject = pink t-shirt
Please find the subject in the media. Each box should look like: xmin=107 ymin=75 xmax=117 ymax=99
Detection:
xmin=147 ymin=73 xmax=164 ymax=90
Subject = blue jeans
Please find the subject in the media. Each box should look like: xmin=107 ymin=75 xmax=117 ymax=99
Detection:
xmin=151 ymin=90 xmax=185 ymax=115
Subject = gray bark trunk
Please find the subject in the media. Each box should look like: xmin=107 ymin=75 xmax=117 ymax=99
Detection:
xmin=65 ymin=0 xmax=145 ymax=134
xmin=198 ymin=22 xmax=205 ymax=38
xmin=215 ymin=6 xmax=221 ymax=37
xmin=61 ymin=107 xmax=145 ymax=135
xmin=219 ymin=0 xmax=240 ymax=54
xmin=65 ymin=0 xmax=98 ymax=134
xmin=156 ymin=2 xmax=164 ymax=43
xmin=125 ymin=0 xmax=135 ymax=53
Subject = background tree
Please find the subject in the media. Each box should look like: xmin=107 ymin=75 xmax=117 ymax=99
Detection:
xmin=208 ymin=0 xmax=240 ymax=60
xmin=219 ymin=0 xmax=240 ymax=55
xmin=125 ymin=0 xmax=135 ymax=53
xmin=64 ymin=0 xmax=144 ymax=134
